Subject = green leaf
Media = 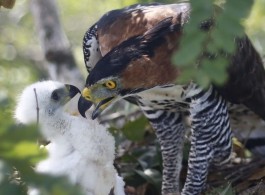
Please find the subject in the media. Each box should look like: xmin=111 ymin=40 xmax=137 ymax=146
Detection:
xmin=217 ymin=14 xmax=244 ymax=36
xmin=173 ymin=0 xmax=255 ymax=89
xmin=172 ymin=31 xmax=206 ymax=66
xmin=176 ymin=68 xmax=197 ymax=84
xmin=0 ymin=124 xmax=46 ymax=164
xmin=195 ymin=70 xmax=211 ymax=88
xmin=201 ymin=58 xmax=228 ymax=85
xmin=122 ymin=117 xmax=148 ymax=141
xmin=212 ymin=29 xmax=236 ymax=53
xmin=206 ymin=42 xmax=218 ymax=54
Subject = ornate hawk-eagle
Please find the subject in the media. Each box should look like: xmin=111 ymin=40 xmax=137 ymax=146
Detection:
xmin=77 ymin=3 xmax=265 ymax=195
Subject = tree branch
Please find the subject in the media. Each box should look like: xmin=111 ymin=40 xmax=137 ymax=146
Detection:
xmin=30 ymin=0 xmax=84 ymax=88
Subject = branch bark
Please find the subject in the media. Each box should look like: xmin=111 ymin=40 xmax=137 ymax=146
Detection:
xmin=30 ymin=0 xmax=84 ymax=88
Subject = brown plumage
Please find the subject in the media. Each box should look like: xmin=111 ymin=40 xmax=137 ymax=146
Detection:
xmin=97 ymin=3 xmax=190 ymax=56
xmin=120 ymin=22 xmax=181 ymax=89
xmin=82 ymin=3 xmax=190 ymax=73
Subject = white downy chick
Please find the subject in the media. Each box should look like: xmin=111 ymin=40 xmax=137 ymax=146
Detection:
xmin=15 ymin=80 xmax=125 ymax=195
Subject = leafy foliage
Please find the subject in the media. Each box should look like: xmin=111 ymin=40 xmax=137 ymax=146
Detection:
xmin=0 ymin=106 xmax=84 ymax=194
xmin=119 ymin=134 xmax=163 ymax=194
xmin=173 ymin=0 xmax=254 ymax=87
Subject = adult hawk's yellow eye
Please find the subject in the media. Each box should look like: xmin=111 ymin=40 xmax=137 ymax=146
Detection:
xmin=104 ymin=80 xmax=116 ymax=89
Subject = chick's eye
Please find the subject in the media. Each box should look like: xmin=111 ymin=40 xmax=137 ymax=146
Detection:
xmin=104 ymin=81 xmax=116 ymax=89
xmin=51 ymin=91 xmax=59 ymax=101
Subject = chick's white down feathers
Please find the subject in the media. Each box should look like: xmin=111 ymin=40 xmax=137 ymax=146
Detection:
xmin=15 ymin=80 xmax=125 ymax=195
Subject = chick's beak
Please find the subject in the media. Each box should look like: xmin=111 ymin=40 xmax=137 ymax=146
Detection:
xmin=59 ymin=84 xmax=80 ymax=106
xmin=78 ymin=87 xmax=114 ymax=119
xmin=65 ymin=84 xmax=81 ymax=98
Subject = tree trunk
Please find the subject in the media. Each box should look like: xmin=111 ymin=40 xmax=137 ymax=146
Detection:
xmin=30 ymin=0 xmax=84 ymax=88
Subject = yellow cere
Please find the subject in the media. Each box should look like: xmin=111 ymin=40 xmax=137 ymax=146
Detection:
xmin=82 ymin=87 xmax=92 ymax=101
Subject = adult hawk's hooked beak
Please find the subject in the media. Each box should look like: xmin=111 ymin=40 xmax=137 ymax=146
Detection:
xmin=78 ymin=87 xmax=115 ymax=119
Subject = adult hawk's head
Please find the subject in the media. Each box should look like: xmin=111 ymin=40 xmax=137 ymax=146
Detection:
xmin=79 ymin=17 xmax=182 ymax=118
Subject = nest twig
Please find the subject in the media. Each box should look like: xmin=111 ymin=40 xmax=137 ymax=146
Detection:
xmin=33 ymin=88 xmax=39 ymax=124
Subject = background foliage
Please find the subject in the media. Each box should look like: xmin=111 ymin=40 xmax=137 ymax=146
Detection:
xmin=1 ymin=0 xmax=265 ymax=194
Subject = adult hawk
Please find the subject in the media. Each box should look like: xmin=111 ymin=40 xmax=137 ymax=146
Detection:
xmin=78 ymin=3 xmax=265 ymax=195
